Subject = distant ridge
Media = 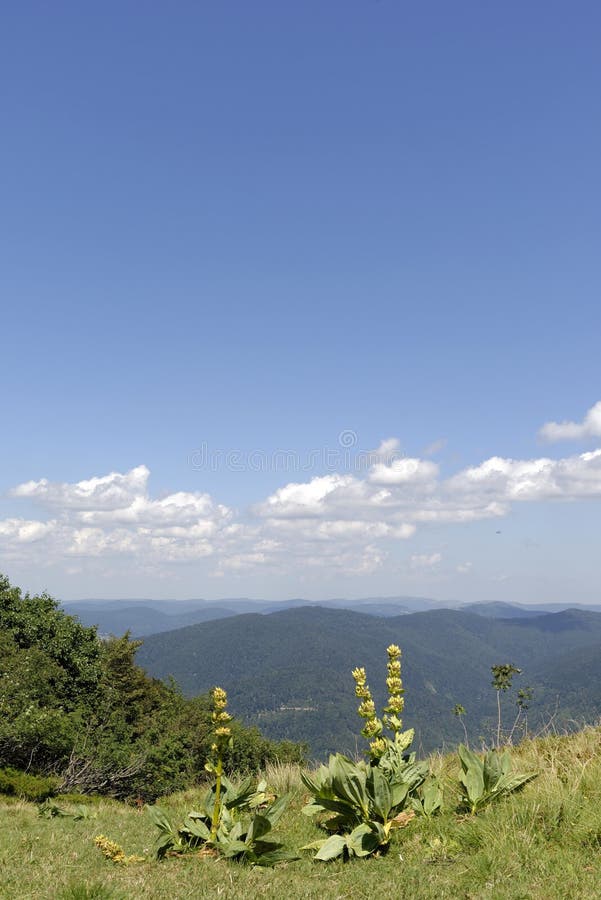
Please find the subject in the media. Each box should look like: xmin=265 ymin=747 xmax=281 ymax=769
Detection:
xmin=65 ymin=595 xmax=601 ymax=637
xmin=63 ymin=595 xmax=443 ymax=636
xmin=136 ymin=605 xmax=601 ymax=758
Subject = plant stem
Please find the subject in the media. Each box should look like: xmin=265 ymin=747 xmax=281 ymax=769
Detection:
xmin=210 ymin=752 xmax=223 ymax=842
xmin=496 ymin=691 xmax=502 ymax=748
xmin=507 ymin=708 xmax=522 ymax=746
xmin=461 ymin=717 xmax=470 ymax=749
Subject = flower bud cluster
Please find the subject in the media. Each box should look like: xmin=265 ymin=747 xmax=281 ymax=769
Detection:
xmin=352 ymin=665 xmax=383 ymax=753
xmin=351 ymin=644 xmax=410 ymax=761
xmin=211 ymin=686 xmax=232 ymax=749
xmin=383 ymin=644 xmax=404 ymax=735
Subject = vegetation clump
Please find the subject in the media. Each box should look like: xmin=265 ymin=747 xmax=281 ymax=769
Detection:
xmin=150 ymin=687 xmax=297 ymax=867
xmin=457 ymin=743 xmax=537 ymax=814
xmin=0 ymin=573 xmax=305 ymax=801
xmin=93 ymin=835 xmax=144 ymax=865
xmin=301 ymin=645 xmax=435 ymax=860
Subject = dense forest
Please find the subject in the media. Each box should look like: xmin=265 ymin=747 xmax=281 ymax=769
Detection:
xmin=0 ymin=574 xmax=304 ymax=800
xmin=137 ymin=605 xmax=601 ymax=757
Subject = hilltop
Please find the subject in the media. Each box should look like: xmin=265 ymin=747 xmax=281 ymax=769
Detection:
xmin=136 ymin=605 xmax=601 ymax=757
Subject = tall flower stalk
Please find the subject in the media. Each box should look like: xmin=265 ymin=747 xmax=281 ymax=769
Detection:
xmin=352 ymin=666 xmax=384 ymax=759
xmin=208 ymin=686 xmax=232 ymax=841
xmin=352 ymin=644 xmax=409 ymax=761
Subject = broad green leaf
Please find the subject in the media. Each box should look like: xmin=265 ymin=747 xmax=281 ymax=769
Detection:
xmin=229 ymin=821 xmax=244 ymax=841
xmin=147 ymin=806 xmax=174 ymax=833
xmin=500 ymin=751 xmax=513 ymax=778
xmin=390 ymin=781 xmax=410 ymax=809
xmin=308 ymin=796 xmax=361 ymax=822
xmin=302 ymin=801 xmax=325 ymax=817
xmin=226 ymin=777 xmax=256 ymax=809
xmin=219 ymin=839 xmax=250 ymax=859
xmin=155 ymin=833 xmax=176 ymax=859
xmin=262 ymin=793 xmax=290 ymax=828
xmin=314 ymin=834 xmax=348 ymax=861
xmin=422 ymin=777 xmax=443 ymax=816
xmin=301 ymin=839 xmax=327 ymax=851
xmin=331 ymin=756 xmax=369 ymax=815
xmin=483 ymin=751 xmax=505 ymax=791
xmin=247 ymin=814 xmax=271 ymax=843
xmin=301 ymin=771 xmax=323 ymax=795
xmin=369 ymin=767 xmax=392 ymax=821
xmin=494 ymin=772 xmax=537 ymax=795
xmin=254 ymin=849 xmax=300 ymax=866
xmin=182 ymin=817 xmax=210 ymax=840
xmin=346 ymin=823 xmax=381 ymax=858
xmin=458 ymin=744 xmax=482 ymax=776
xmin=464 ymin=766 xmax=484 ymax=807
xmin=458 ymin=745 xmax=484 ymax=806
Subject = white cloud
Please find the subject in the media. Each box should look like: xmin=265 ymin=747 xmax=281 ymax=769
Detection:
xmin=369 ymin=457 xmax=439 ymax=486
xmin=12 ymin=465 xmax=150 ymax=509
xmin=254 ymin=473 xmax=356 ymax=518
xmin=0 ymin=518 xmax=57 ymax=542
xmin=259 ymin=449 xmax=598 ymax=531
xmin=539 ymin=400 xmax=601 ymax=442
xmin=2 ymin=466 xmax=233 ymax=568
xmin=456 ymin=561 xmax=472 ymax=574
xmin=4 ymin=412 xmax=601 ymax=582
xmin=446 ymin=449 xmax=601 ymax=502
xmin=367 ymin=437 xmax=402 ymax=460
xmin=410 ymin=552 xmax=442 ymax=569
xmin=78 ymin=492 xmax=229 ymax=528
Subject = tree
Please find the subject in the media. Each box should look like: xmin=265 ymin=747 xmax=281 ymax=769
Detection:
xmin=491 ymin=663 xmax=521 ymax=748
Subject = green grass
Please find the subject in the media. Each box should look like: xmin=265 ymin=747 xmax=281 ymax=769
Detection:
xmin=2 ymin=729 xmax=601 ymax=899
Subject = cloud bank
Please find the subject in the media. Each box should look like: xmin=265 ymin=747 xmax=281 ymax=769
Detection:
xmin=3 ymin=418 xmax=601 ymax=580
xmin=539 ymin=400 xmax=601 ymax=443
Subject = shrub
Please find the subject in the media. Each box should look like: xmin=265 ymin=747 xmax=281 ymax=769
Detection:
xmin=302 ymin=645 xmax=434 ymax=861
xmin=0 ymin=767 xmax=59 ymax=801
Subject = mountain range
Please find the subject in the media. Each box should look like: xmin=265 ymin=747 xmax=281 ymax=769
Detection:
xmin=63 ymin=595 xmax=601 ymax=637
xmin=132 ymin=604 xmax=601 ymax=759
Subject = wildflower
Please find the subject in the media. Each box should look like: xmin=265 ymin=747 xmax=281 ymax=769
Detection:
xmin=94 ymin=835 xmax=143 ymax=865
xmin=357 ymin=699 xmax=377 ymax=719
xmin=386 ymin=695 xmax=404 ymax=714
xmin=212 ymin=686 xmax=228 ymax=708
xmin=214 ymin=726 xmax=231 ymax=737
xmin=369 ymin=737 xmax=388 ymax=759
xmin=362 ymin=717 xmax=383 ymax=738
xmin=352 ymin=667 xmax=367 ymax=684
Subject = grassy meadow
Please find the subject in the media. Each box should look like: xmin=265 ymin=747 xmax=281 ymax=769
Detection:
xmin=2 ymin=728 xmax=601 ymax=900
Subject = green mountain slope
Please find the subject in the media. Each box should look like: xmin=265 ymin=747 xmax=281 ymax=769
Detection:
xmin=63 ymin=602 xmax=242 ymax=637
xmin=137 ymin=606 xmax=601 ymax=758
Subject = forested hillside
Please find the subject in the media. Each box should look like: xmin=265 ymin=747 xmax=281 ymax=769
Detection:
xmin=0 ymin=574 xmax=303 ymax=799
xmin=137 ymin=606 xmax=601 ymax=758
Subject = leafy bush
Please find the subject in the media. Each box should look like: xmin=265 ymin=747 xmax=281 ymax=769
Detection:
xmin=150 ymin=777 xmax=296 ymax=866
xmin=302 ymin=645 xmax=432 ymax=860
xmin=149 ymin=688 xmax=297 ymax=867
xmin=0 ymin=767 xmax=59 ymax=801
xmin=301 ymin=748 xmax=425 ymax=859
xmin=457 ymin=744 xmax=537 ymax=814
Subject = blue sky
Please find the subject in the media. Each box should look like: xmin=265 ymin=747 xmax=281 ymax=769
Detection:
xmin=1 ymin=1 xmax=600 ymax=603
